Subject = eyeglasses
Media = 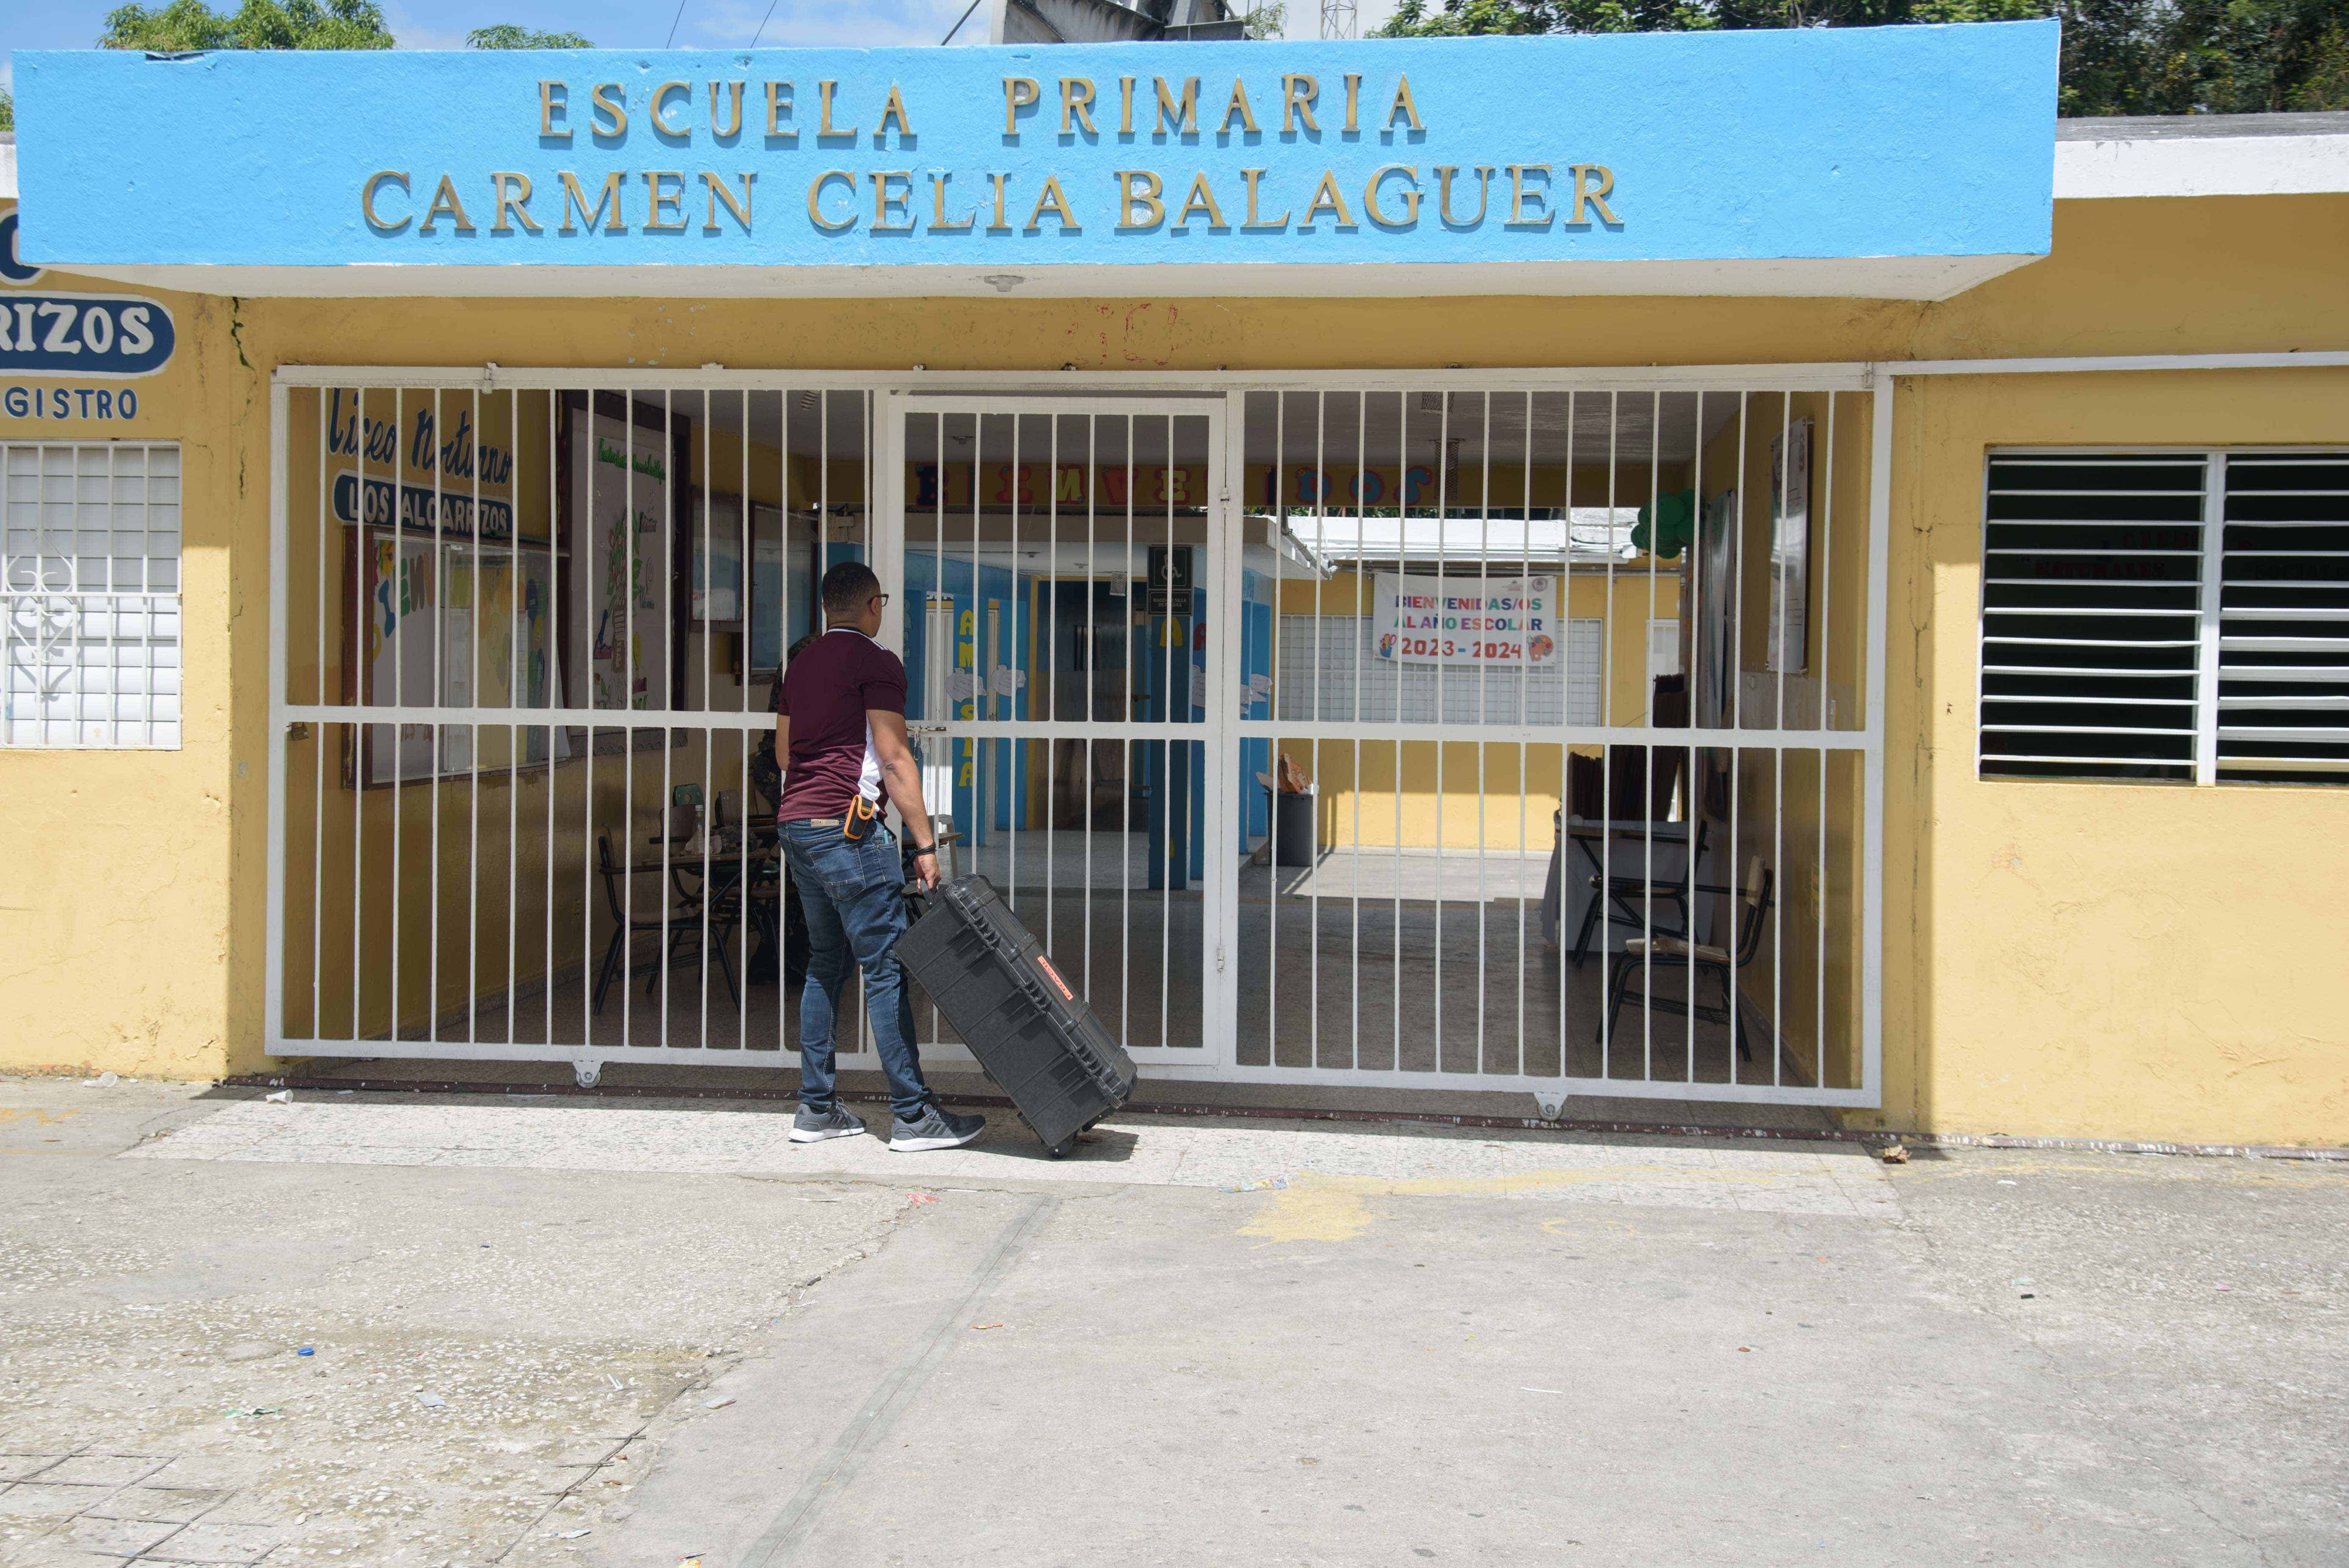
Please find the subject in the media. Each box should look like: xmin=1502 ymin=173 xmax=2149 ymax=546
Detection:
xmin=870 ymin=593 xmax=890 ymax=610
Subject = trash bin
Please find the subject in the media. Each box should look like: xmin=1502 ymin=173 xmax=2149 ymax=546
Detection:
xmin=1270 ymin=788 xmax=1318 ymax=868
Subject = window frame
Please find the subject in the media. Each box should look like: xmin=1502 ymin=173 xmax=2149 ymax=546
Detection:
xmin=1 ymin=440 xmax=184 ymax=752
xmin=1976 ymin=444 xmax=2349 ymax=788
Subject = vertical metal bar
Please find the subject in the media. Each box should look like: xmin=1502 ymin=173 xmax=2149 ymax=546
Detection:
xmin=1310 ymin=390 xmax=1326 ymax=1069
xmin=2194 ymin=450 xmax=2226 ymax=785
xmin=780 ymin=393 xmax=797 ymax=1061
xmin=1351 ymin=391 xmax=1365 ymax=1071
xmin=265 ymin=384 xmax=291 ymax=1054
xmin=1643 ymin=390 xmax=1660 ymax=1082
xmin=1518 ymin=390 xmax=1532 ymax=1079
xmin=428 ymin=387 xmax=443 ymax=1049
xmin=390 ymin=386 xmax=405 ymax=1049
xmin=311 ymin=393 xmax=327 ymax=1042
xmin=658 ymin=389 xmax=676 ymax=1052
xmin=504 ymin=387 xmax=520 ymax=1052
xmin=1008 ymin=412 xmax=1021 ymax=929
xmin=1773 ymin=389 xmax=1792 ymax=1086
xmin=1083 ymin=412 xmax=1096 ymax=1019
xmin=1862 ymin=375 xmax=1893 ymax=1108
xmin=1121 ymin=414 xmax=1133 ymax=1051
xmin=544 ymin=387 xmax=558 ymax=1049
xmin=1047 ymin=409 xmax=1060 ymax=967
xmin=1598 ymin=390 xmax=1615 ymax=1080
xmin=1558 ymin=390 xmax=1575 ymax=1083
xmin=1267 ymin=389 xmax=1283 ymax=1066
xmin=1159 ymin=412 xmax=1174 ymax=1054
xmin=1392 ymin=389 xmax=1405 ymax=1074
xmin=1433 ymin=387 xmax=1447 ymax=1076
xmin=699 ymin=390 xmax=714 ymax=1054
xmin=588 ymin=384 xmax=607 ymax=1051
xmin=1476 ymin=391 xmax=1491 ymax=1076
xmin=1685 ymin=390 xmax=1702 ymax=1083
xmin=350 ymin=388 xmax=367 ymax=1046
xmin=620 ymin=389 xmax=638 ymax=1053
xmin=1727 ymin=390 xmax=1748 ymax=1076
xmin=819 ymin=390 xmax=836 ymax=1060
xmin=739 ymin=387 xmax=752 ymax=1052
xmin=1816 ymin=390 xmax=1834 ymax=1082
xmin=467 ymin=386 xmax=482 ymax=1048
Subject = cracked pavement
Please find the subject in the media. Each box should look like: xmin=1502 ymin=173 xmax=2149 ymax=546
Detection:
xmin=3 ymin=1076 xmax=2344 ymax=1566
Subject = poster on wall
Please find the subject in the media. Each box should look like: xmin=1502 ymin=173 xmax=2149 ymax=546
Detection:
xmin=1370 ymin=572 xmax=1559 ymax=666
xmin=361 ymin=539 xmax=567 ymax=784
xmin=573 ymin=411 xmax=670 ymax=711
xmin=1767 ymin=419 xmax=1811 ymax=675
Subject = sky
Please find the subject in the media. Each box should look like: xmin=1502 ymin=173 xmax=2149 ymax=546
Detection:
xmin=2 ymin=0 xmax=1411 ymax=95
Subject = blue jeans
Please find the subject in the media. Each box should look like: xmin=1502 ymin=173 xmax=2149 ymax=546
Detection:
xmin=780 ymin=818 xmax=933 ymax=1122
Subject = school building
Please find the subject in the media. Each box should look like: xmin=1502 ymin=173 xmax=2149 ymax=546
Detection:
xmin=3 ymin=22 xmax=2345 ymax=1147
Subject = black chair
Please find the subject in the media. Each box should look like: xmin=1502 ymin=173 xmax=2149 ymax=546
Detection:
xmin=1571 ymin=814 xmax=1711 ymax=969
xmin=1599 ymin=856 xmax=1775 ymax=1064
xmin=592 ymin=833 xmax=739 ymax=1015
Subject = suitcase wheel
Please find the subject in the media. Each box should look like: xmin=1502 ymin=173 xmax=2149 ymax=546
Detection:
xmin=1044 ymin=1136 xmax=1076 ymax=1159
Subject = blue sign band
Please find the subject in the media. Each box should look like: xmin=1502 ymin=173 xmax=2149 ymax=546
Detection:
xmin=14 ymin=25 xmax=2057 ymax=273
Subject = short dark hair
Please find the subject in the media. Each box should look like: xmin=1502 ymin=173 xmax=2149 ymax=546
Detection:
xmin=821 ymin=560 xmax=882 ymax=618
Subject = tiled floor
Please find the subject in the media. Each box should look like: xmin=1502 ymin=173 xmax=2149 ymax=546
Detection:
xmin=0 ymin=1453 xmax=284 ymax=1566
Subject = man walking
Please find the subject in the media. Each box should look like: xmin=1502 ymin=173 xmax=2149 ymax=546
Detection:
xmin=774 ymin=562 xmax=986 ymax=1153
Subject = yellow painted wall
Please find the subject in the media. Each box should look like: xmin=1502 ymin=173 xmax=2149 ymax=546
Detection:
xmin=6 ymin=187 xmax=2347 ymax=1144
xmin=1858 ymin=366 xmax=2349 ymax=1148
xmin=1 ymin=238 xmax=243 ymax=1079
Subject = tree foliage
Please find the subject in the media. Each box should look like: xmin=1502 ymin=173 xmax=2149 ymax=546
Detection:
xmin=98 ymin=0 xmax=395 ymax=50
xmin=464 ymin=25 xmax=595 ymax=48
xmin=0 ymin=90 xmax=14 ymax=132
xmin=1373 ymin=0 xmax=2349 ymax=114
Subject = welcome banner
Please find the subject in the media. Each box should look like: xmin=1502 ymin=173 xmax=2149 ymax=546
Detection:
xmin=1371 ymin=571 xmax=1558 ymax=666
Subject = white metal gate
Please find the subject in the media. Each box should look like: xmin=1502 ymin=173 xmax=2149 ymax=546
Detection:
xmin=267 ymin=368 xmax=1883 ymax=1109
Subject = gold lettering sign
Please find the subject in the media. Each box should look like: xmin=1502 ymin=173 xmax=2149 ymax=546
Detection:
xmin=364 ymin=75 xmax=1632 ymax=245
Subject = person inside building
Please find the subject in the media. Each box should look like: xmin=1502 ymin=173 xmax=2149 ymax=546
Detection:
xmin=773 ymin=561 xmax=986 ymax=1152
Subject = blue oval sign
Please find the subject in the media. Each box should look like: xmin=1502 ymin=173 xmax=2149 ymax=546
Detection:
xmin=0 ymin=291 xmax=177 ymax=378
xmin=0 ymin=211 xmax=41 ymax=284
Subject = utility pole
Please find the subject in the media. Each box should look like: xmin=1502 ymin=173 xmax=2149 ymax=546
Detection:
xmin=1319 ymin=0 xmax=1356 ymax=38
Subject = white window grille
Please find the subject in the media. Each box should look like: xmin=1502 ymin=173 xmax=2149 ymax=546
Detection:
xmin=1977 ymin=449 xmax=2349 ymax=785
xmin=3 ymin=443 xmax=183 ymax=749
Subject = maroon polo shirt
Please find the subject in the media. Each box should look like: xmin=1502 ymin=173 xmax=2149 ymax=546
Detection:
xmin=774 ymin=628 xmax=906 ymax=821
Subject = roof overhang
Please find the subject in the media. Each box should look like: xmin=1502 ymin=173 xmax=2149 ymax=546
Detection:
xmin=12 ymin=26 xmax=2061 ymax=302
xmin=2054 ymin=112 xmax=2349 ymax=199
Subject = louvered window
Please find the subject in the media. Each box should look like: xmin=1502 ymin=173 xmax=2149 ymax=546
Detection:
xmin=1978 ymin=449 xmax=2349 ymax=786
xmin=2217 ymin=454 xmax=2349 ymax=783
xmin=1979 ymin=454 xmax=2204 ymax=781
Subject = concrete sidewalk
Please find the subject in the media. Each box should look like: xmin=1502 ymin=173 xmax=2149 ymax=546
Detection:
xmin=3 ymin=1077 xmax=2344 ymax=1567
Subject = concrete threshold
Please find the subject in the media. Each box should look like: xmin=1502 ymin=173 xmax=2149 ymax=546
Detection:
xmin=222 ymin=1060 xmax=2349 ymax=1162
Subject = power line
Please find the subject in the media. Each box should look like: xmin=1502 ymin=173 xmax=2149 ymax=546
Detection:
xmin=665 ymin=0 xmax=690 ymax=48
xmin=941 ymin=0 xmax=986 ymax=44
xmin=752 ymin=0 xmax=782 ymax=47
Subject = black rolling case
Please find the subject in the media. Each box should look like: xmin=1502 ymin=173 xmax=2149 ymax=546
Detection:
xmin=895 ymin=874 xmax=1137 ymax=1157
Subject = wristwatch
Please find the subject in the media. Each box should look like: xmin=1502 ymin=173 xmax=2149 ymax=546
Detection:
xmin=908 ymin=841 xmax=937 ymax=857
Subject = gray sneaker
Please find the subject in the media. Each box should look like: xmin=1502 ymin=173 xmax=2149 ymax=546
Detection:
xmin=791 ymin=1105 xmax=867 ymax=1144
xmin=888 ymin=1103 xmax=986 ymax=1153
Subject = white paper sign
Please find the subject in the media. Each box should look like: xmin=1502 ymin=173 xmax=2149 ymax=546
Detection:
xmin=1371 ymin=572 xmax=1560 ymax=666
